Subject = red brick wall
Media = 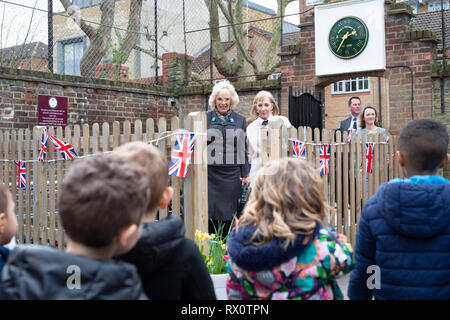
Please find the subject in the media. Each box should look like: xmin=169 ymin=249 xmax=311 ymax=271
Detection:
xmin=0 ymin=68 xmax=204 ymax=130
xmin=0 ymin=67 xmax=276 ymax=130
xmin=384 ymin=12 xmax=436 ymax=134
xmin=1 ymin=58 xmax=48 ymax=72
xmin=279 ymin=19 xmax=316 ymax=118
xmin=280 ymin=4 xmax=439 ymax=135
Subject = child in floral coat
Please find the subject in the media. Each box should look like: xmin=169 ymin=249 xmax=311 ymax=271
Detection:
xmin=226 ymin=158 xmax=354 ymax=300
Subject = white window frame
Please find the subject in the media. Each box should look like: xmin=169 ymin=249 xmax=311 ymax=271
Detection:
xmin=428 ymin=0 xmax=449 ymax=12
xmin=57 ymin=35 xmax=87 ymax=76
xmin=331 ymin=77 xmax=370 ymax=95
xmin=72 ymin=0 xmax=101 ymax=9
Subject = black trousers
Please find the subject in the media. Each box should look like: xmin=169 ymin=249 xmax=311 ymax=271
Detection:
xmin=208 ymin=219 xmax=233 ymax=237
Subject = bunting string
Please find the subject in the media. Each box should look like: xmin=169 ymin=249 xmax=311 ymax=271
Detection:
xmin=287 ymin=138 xmax=390 ymax=146
xmin=0 ymin=130 xmax=206 ymax=163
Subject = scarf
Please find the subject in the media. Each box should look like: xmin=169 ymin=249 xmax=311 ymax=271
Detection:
xmin=214 ymin=108 xmax=233 ymax=123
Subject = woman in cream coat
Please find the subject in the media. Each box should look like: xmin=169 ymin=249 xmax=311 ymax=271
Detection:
xmin=247 ymin=91 xmax=291 ymax=185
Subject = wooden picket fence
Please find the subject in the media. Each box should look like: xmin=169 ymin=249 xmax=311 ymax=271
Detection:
xmin=3 ymin=114 xmax=441 ymax=249
xmin=0 ymin=111 xmax=208 ymax=249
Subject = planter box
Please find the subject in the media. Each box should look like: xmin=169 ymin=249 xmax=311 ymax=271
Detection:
xmin=210 ymin=273 xmax=228 ymax=300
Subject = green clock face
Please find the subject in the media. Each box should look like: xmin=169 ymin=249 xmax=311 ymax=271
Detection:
xmin=328 ymin=16 xmax=369 ymax=59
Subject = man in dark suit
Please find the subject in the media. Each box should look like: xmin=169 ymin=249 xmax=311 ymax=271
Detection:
xmin=337 ymin=96 xmax=362 ymax=222
xmin=339 ymin=96 xmax=362 ymax=133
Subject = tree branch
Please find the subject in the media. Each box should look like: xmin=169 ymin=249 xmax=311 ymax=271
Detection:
xmin=118 ymin=0 xmax=143 ymax=59
xmin=133 ymin=45 xmax=163 ymax=60
xmin=216 ymin=0 xmax=232 ymax=23
xmin=261 ymin=0 xmax=296 ymax=73
xmin=227 ymin=0 xmax=258 ymax=72
xmin=59 ymin=0 xmax=96 ymax=38
xmin=204 ymin=0 xmax=243 ymax=77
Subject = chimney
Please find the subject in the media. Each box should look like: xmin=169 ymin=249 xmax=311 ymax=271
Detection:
xmin=162 ymin=52 xmax=194 ymax=86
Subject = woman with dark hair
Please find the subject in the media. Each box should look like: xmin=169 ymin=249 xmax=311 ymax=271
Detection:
xmin=206 ymin=80 xmax=249 ymax=234
xmin=359 ymin=106 xmax=387 ymax=135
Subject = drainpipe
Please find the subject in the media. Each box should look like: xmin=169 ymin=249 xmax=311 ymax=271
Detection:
xmin=387 ymin=65 xmax=414 ymax=120
xmin=48 ymin=0 xmax=53 ymax=72
xmin=154 ymin=0 xmax=158 ymax=84
xmin=441 ymin=0 xmax=446 ymax=114
xmin=378 ymin=77 xmax=382 ymax=126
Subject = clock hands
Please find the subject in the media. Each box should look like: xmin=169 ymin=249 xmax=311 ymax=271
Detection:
xmin=329 ymin=17 xmax=368 ymax=59
xmin=336 ymin=32 xmax=349 ymax=53
xmin=337 ymin=29 xmax=357 ymax=52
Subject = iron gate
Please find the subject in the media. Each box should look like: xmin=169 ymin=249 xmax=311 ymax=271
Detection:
xmin=288 ymin=86 xmax=323 ymax=131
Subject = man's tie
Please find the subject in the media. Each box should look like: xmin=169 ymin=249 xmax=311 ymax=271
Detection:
xmin=353 ymin=118 xmax=357 ymax=129
xmin=262 ymin=120 xmax=268 ymax=126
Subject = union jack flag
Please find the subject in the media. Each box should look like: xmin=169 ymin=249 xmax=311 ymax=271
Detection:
xmin=319 ymin=144 xmax=330 ymax=176
xmin=366 ymin=142 xmax=374 ymax=173
xmin=169 ymin=133 xmax=197 ymax=177
xmin=49 ymin=136 xmax=78 ymax=160
xmin=14 ymin=160 xmax=26 ymax=189
xmin=39 ymin=127 xmax=49 ymax=162
xmin=291 ymin=140 xmax=306 ymax=160
xmin=346 ymin=128 xmax=358 ymax=143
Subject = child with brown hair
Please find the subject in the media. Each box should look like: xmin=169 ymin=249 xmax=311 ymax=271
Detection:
xmin=113 ymin=141 xmax=216 ymax=300
xmin=0 ymin=184 xmax=18 ymax=274
xmin=0 ymin=155 xmax=149 ymax=299
xmin=226 ymin=158 xmax=354 ymax=300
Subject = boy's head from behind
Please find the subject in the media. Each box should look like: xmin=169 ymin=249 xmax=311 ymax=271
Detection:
xmin=0 ymin=184 xmax=17 ymax=246
xmin=113 ymin=142 xmax=171 ymax=218
xmin=397 ymin=119 xmax=449 ymax=176
xmin=59 ymin=154 xmax=150 ymax=251
xmin=238 ymin=158 xmax=326 ymax=248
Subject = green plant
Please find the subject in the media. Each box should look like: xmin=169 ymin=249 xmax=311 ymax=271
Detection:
xmin=195 ymin=221 xmax=232 ymax=274
xmin=109 ymin=30 xmax=128 ymax=80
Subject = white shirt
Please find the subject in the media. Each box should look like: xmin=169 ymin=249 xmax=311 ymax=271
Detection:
xmin=4 ymin=236 xmax=16 ymax=249
xmin=349 ymin=116 xmax=360 ymax=130
xmin=247 ymin=114 xmax=291 ymax=185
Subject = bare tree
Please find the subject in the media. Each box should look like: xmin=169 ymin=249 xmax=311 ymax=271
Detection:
xmin=205 ymin=0 xmax=295 ymax=80
xmin=59 ymin=0 xmax=143 ymax=77
xmin=0 ymin=0 xmax=44 ymax=70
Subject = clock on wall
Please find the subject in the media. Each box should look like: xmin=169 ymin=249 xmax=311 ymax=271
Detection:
xmin=328 ymin=16 xmax=369 ymax=59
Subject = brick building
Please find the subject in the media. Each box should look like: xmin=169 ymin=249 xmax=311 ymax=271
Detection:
xmin=0 ymin=42 xmax=48 ymax=72
xmin=295 ymin=0 xmax=448 ymax=131
xmin=1 ymin=0 xmax=448 ymax=154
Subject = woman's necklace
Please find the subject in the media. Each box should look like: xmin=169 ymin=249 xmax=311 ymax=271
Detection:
xmin=213 ymin=109 xmax=234 ymax=123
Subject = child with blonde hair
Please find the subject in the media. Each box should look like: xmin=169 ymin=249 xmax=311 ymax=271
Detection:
xmin=246 ymin=90 xmax=291 ymax=185
xmin=226 ymin=158 xmax=354 ymax=300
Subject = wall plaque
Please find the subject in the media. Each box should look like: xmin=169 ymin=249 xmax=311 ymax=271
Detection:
xmin=38 ymin=95 xmax=68 ymax=127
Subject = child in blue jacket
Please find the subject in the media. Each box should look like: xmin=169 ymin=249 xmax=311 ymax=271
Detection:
xmin=348 ymin=119 xmax=450 ymax=300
